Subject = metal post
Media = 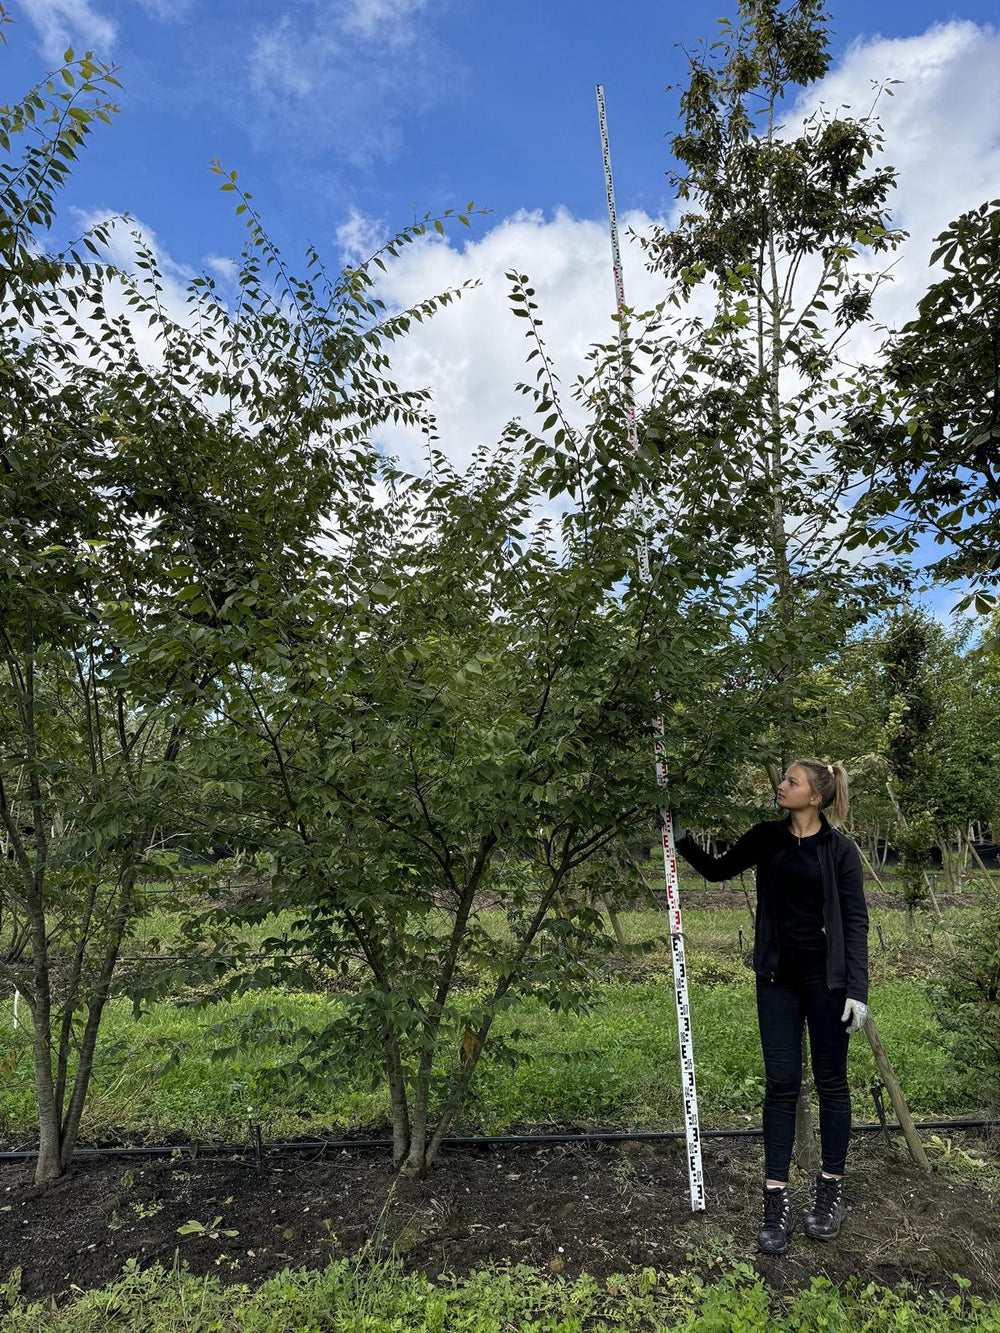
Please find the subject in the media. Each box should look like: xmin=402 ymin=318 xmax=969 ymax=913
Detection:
xmin=596 ymin=84 xmax=705 ymax=1212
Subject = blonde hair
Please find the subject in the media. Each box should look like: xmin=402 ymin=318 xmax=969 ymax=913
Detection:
xmin=788 ymin=759 xmax=850 ymax=825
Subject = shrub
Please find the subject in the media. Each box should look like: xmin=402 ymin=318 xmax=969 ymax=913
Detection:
xmin=928 ymin=879 xmax=1000 ymax=1111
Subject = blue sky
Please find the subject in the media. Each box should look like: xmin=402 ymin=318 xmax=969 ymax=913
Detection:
xmin=5 ymin=0 xmax=1000 ymax=617
xmin=5 ymin=0 xmax=998 ymax=266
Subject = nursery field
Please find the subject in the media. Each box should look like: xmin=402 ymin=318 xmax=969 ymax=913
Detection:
xmin=5 ymin=2 xmax=1000 ymax=1326
xmin=3 ymin=899 xmax=999 ymax=1328
xmin=0 ymin=904 xmax=985 ymax=1143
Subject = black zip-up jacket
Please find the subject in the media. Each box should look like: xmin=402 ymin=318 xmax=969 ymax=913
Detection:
xmin=676 ymin=813 xmax=869 ymax=1002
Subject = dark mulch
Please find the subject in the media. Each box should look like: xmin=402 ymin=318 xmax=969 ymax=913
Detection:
xmin=2 ymin=1131 xmax=998 ymax=1307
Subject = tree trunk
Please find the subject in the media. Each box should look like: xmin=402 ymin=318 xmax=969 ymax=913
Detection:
xmin=423 ymin=1021 xmax=494 ymax=1171
xmin=794 ymin=1031 xmax=818 ymax=1175
xmin=32 ymin=1022 xmax=63 ymax=1185
xmin=940 ymin=838 xmax=958 ymax=895
xmin=383 ymin=1030 xmax=410 ymax=1169
xmin=58 ymin=993 xmax=113 ymax=1171
xmin=400 ymin=842 xmax=495 ymax=1177
xmin=402 ymin=1061 xmax=430 ymax=1177
xmin=27 ymin=906 xmax=63 ymax=1185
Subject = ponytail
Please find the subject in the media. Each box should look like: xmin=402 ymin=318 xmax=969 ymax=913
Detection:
xmin=789 ymin=758 xmax=850 ymax=825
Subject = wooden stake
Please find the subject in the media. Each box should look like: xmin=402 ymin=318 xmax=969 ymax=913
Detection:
xmin=964 ymin=828 xmax=993 ymax=883
xmin=794 ymin=1030 xmax=818 ymax=1173
xmin=862 ymin=1013 xmax=931 ymax=1172
xmin=856 ymin=843 xmax=885 ymax=890
xmin=602 ymin=894 xmax=628 ymax=951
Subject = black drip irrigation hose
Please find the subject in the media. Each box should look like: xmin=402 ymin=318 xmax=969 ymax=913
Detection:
xmin=0 ymin=1118 xmax=995 ymax=1163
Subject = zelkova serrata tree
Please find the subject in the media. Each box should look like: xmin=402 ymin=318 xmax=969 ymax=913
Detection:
xmin=639 ymin=0 xmax=910 ymax=777
xmin=0 ymin=37 xmax=473 ymax=1181
xmin=841 ymin=200 xmax=1000 ymax=614
xmin=176 ymin=267 xmax=796 ymax=1177
xmin=626 ymin=0 xmax=914 ymax=1170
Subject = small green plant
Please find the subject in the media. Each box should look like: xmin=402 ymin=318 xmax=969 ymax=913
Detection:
xmin=131 ymin=1199 xmax=164 ymax=1221
xmin=5 ymin=1258 xmax=1000 ymax=1331
xmin=925 ymin=1134 xmax=987 ymax=1168
xmin=176 ymin=1216 xmax=239 ymax=1240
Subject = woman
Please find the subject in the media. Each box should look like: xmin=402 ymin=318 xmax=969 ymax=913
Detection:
xmin=673 ymin=759 xmax=869 ymax=1255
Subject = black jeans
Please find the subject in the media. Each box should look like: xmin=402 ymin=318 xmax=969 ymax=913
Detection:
xmin=755 ymin=946 xmax=851 ymax=1179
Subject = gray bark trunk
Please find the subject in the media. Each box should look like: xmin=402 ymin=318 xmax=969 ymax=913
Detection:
xmin=794 ymin=1031 xmax=818 ymax=1174
xmin=383 ymin=1030 xmax=410 ymax=1169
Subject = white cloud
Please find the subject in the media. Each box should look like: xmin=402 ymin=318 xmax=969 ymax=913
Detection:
xmin=246 ymin=1 xmax=456 ymax=167
xmin=792 ymin=21 xmax=1000 ymax=333
xmin=354 ymin=207 xmax=666 ymax=475
xmin=203 ymin=253 xmax=237 ymax=284
xmin=18 ymin=0 xmax=117 ymax=61
xmin=248 ymin=17 xmax=318 ymax=100
xmin=342 ymin=0 xmax=429 ymax=43
xmin=17 ymin=0 xmax=194 ymax=59
xmin=71 ymin=207 xmax=194 ymax=285
xmin=336 ymin=208 xmax=389 ymax=265
xmin=133 ymin=0 xmax=195 ymax=16
xmin=350 ymin=20 xmax=1000 ymax=482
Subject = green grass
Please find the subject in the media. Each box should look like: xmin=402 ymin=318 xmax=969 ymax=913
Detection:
xmin=466 ymin=976 xmax=975 ymax=1132
xmin=0 ymin=904 xmax=982 ymax=1143
xmin=120 ymin=902 xmax=966 ymax=976
xmin=3 ymin=1256 xmax=999 ymax=1332
xmin=0 ymin=966 xmax=978 ymax=1142
xmin=0 ymin=990 xmax=373 ymax=1142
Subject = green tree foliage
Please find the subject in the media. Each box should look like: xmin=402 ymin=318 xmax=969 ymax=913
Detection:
xmin=180 ymin=329 xmax=794 ymax=1175
xmin=872 ymin=609 xmax=997 ymax=904
xmin=639 ymin=0 xmax=909 ymax=773
xmin=0 ymin=36 xmax=464 ymax=1180
xmin=844 ymin=200 xmax=1000 ymax=612
xmin=791 ymin=610 xmax=999 ymax=898
xmin=928 ymin=878 xmax=1000 ymax=1112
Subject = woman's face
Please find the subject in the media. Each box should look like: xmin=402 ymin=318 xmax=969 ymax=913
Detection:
xmin=775 ymin=764 xmax=820 ymax=813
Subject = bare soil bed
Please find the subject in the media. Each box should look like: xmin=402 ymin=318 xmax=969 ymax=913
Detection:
xmin=2 ymin=1131 xmax=997 ymax=1308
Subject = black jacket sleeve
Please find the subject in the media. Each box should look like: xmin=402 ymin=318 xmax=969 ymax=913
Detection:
xmin=675 ymin=822 xmax=767 ymax=883
xmin=837 ymin=840 xmax=870 ymax=1003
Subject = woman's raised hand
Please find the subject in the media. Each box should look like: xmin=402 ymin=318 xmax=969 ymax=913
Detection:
xmin=669 ymin=813 xmax=689 ymax=843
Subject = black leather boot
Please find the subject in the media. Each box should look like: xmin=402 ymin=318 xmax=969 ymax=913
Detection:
xmin=804 ymin=1172 xmax=847 ymax=1240
xmin=758 ymin=1183 xmax=794 ymax=1255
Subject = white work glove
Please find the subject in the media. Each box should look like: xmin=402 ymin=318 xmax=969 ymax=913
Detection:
xmin=668 ymin=813 xmax=689 ymax=843
xmin=841 ymin=998 xmax=868 ymax=1035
